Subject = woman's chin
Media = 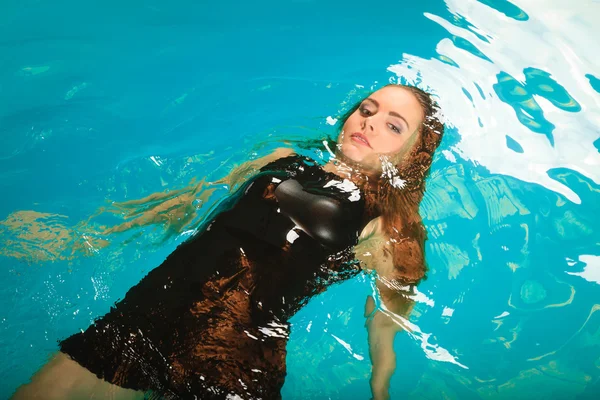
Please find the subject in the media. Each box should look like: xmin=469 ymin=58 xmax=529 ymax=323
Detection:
xmin=339 ymin=144 xmax=367 ymax=163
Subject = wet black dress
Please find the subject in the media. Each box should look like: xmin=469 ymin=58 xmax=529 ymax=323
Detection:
xmin=60 ymin=155 xmax=369 ymax=400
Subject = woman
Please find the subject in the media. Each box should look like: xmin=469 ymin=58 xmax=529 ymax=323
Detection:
xmin=13 ymin=84 xmax=444 ymax=400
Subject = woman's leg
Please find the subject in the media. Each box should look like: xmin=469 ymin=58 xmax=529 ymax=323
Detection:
xmin=12 ymin=352 xmax=145 ymax=400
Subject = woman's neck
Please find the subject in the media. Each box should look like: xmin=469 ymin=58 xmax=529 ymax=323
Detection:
xmin=323 ymin=154 xmax=378 ymax=182
xmin=323 ymin=159 xmax=354 ymax=179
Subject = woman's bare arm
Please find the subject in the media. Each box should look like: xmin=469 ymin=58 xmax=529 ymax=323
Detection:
xmin=364 ymin=287 xmax=414 ymax=400
xmin=101 ymin=147 xmax=295 ymax=236
xmin=356 ymin=217 xmax=415 ymax=400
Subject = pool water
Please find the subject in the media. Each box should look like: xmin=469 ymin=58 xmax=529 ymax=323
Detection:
xmin=1 ymin=0 xmax=599 ymax=398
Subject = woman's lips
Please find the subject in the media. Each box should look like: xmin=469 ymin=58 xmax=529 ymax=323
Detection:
xmin=351 ymin=133 xmax=371 ymax=148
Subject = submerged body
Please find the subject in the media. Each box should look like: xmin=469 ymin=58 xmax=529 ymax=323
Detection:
xmin=57 ymin=155 xmax=369 ymax=399
xmin=15 ymin=84 xmax=444 ymax=400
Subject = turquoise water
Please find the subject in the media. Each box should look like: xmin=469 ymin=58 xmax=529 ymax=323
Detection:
xmin=1 ymin=0 xmax=599 ymax=398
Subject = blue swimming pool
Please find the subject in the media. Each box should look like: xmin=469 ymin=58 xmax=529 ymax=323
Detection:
xmin=1 ymin=0 xmax=599 ymax=398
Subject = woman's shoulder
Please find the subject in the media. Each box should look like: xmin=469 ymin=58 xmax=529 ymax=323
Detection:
xmin=258 ymin=149 xmax=322 ymax=175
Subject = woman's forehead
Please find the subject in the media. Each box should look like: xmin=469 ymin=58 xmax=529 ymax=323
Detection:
xmin=368 ymin=87 xmax=424 ymax=124
xmin=369 ymin=86 xmax=419 ymax=107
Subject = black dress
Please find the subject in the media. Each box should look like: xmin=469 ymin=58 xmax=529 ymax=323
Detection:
xmin=60 ymin=155 xmax=369 ymax=400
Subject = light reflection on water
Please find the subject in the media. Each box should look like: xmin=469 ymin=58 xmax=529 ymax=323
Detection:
xmin=0 ymin=0 xmax=599 ymax=398
xmin=389 ymin=0 xmax=599 ymax=204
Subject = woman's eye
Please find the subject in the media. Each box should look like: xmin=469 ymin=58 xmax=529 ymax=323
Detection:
xmin=359 ymin=106 xmax=373 ymax=116
xmin=388 ymin=123 xmax=401 ymax=134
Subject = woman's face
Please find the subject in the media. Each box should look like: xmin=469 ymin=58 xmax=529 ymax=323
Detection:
xmin=337 ymin=86 xmax=424 ymax=170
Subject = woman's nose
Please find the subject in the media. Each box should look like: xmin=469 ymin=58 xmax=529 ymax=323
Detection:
xmin=361 ymin=116 xmax=375 ymax=132
xmin=361 ymin=117 xmax=374 ymax=131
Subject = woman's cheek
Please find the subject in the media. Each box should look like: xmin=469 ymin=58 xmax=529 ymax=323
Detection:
xmin=378 ymin=135 xmax=406 ymax=156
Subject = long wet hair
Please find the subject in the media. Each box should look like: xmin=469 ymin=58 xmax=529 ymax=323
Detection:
xmin=338 ymin=84 xmax=444 ymax=284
